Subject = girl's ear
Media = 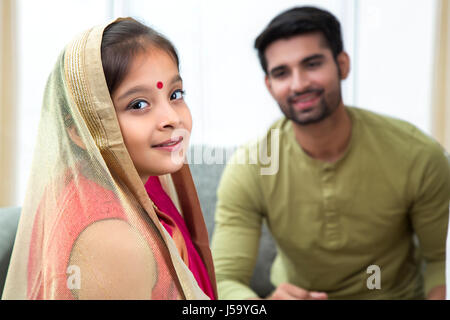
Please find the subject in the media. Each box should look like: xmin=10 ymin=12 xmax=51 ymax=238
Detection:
xmin=67 ymin=125 xmax=86 ymax=150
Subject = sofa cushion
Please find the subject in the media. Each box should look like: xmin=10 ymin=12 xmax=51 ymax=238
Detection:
xmin=0 ymin=206 xmax=21 ymax=297
xmin=189 ymin=145 xmax=276 ymax=297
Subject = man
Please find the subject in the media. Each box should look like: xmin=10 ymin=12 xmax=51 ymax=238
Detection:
xmin=211 ymin=6 xmax=450 ymax=300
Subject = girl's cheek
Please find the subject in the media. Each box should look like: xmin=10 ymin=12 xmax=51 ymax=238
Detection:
xmin=183 ymin=107 xmax=193 ymax=132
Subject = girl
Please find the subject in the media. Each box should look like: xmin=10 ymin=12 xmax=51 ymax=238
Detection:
xmin=2 ymin=18 xmax=216 ymax=300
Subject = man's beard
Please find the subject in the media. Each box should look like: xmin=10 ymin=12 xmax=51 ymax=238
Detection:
xmin=280 ymin=86 xmax=342 ymax=126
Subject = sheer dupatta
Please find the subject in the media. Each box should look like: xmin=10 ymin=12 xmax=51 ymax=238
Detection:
xmin=2 ymin=19 xmax=216 ymax=300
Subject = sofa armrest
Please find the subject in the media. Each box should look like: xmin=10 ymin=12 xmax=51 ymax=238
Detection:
xmin=0 ymin=206 xmax=21 ymax=297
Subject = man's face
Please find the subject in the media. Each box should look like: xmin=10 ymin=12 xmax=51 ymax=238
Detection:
xmin=264 ymin=32 xmax=349 ymax=126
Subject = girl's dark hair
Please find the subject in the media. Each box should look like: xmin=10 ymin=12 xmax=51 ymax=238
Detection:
xmin=254 ymin=6 xmax=344 ymax=74
xmin=101 ymin=18 xmax=180 ymax=94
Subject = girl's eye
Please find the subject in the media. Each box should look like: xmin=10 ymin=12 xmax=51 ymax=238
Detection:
xmin=171 ymin=89 xmax=185 ymax=101
xmin=128 ymin=100 xmax=149 ymax=110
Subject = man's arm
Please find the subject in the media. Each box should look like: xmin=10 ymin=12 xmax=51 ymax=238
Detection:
xmin=211 ymin=146 xmax=330 ymax=300
xmin=211 ymin=151 xmax=265 ymax=300
xmin=409 ymin=145 xmax=450 ymax=299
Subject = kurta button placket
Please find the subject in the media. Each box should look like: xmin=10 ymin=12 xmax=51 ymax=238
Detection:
xmin=321 ymin=163 xmax=342 ymax=249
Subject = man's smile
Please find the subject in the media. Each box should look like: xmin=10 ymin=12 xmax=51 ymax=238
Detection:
xmin=289 ymin=90 xmax=323 ymax=111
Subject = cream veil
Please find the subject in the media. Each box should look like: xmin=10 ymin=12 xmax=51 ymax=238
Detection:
xmin=2 ymin=19 xmax=216 ymax=300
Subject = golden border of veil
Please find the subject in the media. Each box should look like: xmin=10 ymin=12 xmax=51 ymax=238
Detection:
xmin=62 ymin=20 xmax=216 ymax=299
xmin=62 ymin=23 xmax=198 ymax=299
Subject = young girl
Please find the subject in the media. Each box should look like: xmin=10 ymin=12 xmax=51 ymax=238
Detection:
xmin=2 ymin=18 xmax=216 ymax=300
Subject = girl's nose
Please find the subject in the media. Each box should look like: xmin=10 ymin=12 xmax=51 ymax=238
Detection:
xmin=157 ymin=102 xmax=181 ymax=130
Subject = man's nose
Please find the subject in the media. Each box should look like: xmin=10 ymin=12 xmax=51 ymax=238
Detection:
xmin=290 ymin=68 xmax=310 ymax=93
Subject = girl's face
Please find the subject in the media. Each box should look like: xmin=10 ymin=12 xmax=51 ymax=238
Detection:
xmin=111 ymin=48 xmax=192 ymax=184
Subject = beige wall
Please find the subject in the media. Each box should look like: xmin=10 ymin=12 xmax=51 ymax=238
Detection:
xmin=0 ymin=0 xmax=17 ymax=206
xmin=432 ymin=0 xmax=450 ymax=152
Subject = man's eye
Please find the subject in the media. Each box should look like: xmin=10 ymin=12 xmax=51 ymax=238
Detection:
xmin=307 ymin=61 xmax=322 ymax=68
xmin=272 ymin=71 xmax=287 ymax=78
xmin=128 ymin=100 xmax=149 ymax=110
xmin=171 ymin=89 xmax=185 ymax=100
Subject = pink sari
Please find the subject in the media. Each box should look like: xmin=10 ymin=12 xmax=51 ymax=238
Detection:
xmin=145 ymin=176 xmax=216 ymax=300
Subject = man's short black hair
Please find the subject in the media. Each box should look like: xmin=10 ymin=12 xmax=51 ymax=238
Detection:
xmin=254 ymin=6 xmax=344 ymax=74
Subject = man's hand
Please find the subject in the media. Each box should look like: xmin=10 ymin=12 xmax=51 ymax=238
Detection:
xmin=267 ymin=283 xmax=328 ymax=300
xmin=427 ymin=285 xmax=446 ymax=300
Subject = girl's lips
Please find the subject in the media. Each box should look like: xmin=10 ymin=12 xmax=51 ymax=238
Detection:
xmin=152 ymin=137 xmax=183 ymax=152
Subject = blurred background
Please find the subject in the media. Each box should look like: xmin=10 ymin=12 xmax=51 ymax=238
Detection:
xmin=0 ymin=0 xmax=449 ymax=206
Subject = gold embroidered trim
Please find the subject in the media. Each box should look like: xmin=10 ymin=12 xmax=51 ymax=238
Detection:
xmin=64 ymin=30 xmax=107 ymax=151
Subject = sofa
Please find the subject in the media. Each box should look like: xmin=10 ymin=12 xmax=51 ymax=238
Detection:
xmin=0 ymin=206 xmax=21 ymax=298
xmin=0 ymin=147 xmax=277 ymax=298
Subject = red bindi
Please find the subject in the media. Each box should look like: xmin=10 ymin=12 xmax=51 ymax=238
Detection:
xmin=157 ymin=81 xmax=163 ymax=89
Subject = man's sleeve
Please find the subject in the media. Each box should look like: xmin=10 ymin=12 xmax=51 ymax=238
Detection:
xmin=210 ymin=149 xmax=266 ymax=300
xmin=409 ymin=144 xmax=450 ymax=296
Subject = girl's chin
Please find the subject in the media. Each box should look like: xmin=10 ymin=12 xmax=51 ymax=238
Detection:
xmin=141 ymin=163 xmax=185 ymax=178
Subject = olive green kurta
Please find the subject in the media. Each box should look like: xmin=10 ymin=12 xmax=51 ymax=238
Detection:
xmin=211 ymin=107 xmax=450 ymax=300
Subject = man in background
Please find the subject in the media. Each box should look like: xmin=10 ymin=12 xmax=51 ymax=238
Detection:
xmin=211 ymin=6 xmax=450 ymax=299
